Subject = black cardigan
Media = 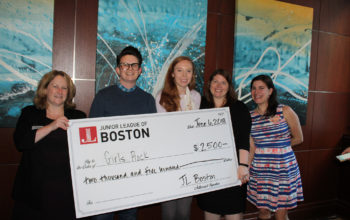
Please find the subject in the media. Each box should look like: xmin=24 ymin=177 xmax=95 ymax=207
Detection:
xmin=200 ymin=97 xmax=251 ymax=159
xmin=12 ymin=105 xmax=86 ymax=216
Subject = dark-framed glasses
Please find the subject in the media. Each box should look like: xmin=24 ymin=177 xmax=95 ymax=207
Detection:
xmin=119 ymin=63 xmax=140 ymax=70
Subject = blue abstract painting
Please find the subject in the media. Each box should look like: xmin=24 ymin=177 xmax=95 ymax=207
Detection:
xmin=96 ymin=0 xmax=207 ymax=96
xmin=0 ymin=0 xmax=53 ymax=127
xmin=233 ymin=0 xmax=313 ymax=124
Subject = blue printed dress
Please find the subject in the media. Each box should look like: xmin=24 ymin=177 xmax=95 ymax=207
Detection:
xmin=247 ymin=105 xmax=304 ymax=211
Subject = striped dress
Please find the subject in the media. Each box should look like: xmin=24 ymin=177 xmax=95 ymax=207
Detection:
xmin=247 ymin=104 xmax=303 ymax=211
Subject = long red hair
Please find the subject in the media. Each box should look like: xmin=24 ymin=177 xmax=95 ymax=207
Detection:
xmin=159 ymin=56 xmax=196 ymax=112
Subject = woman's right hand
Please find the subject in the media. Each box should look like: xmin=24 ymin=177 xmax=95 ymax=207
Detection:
xmin=35 ymin=116 xmax=69 ymax=143
xmin=49 ymin=116 xmax=69 ymax=131
xmin=238 ymin=165 xmax=249 ymax=185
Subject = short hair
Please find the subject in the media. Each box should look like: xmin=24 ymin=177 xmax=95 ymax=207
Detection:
xmin=204 ymin=69 xmax=237 ymax=107
xmin=116 ymin=46 xmax=143 ymax=67
xmin=160 ymin=56 xmax=196 ymax=112
xmin=250 ymin=74 xmax=278 ymax=117
xmin=34 ymin=70 xmax=76 ymax=109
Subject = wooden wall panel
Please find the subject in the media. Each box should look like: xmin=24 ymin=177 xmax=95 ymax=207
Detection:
xmin=204 ymin=12 xmax=219 ymax=84
xmin=315 ymin=33 xmax=350 ymax=92
xmin=0 ymin=166 xmax=18 ymax=219
xmin=0 ymin=128 xmax=18 ymax=164
xmin=293 ymin=151 xmax=309 ymax=201
xmin=311 ymin=93 xmax=350 ymax=148
xmin=208 ymin=0 xmax=235 ymax=14
xmin=289 ymin=200 xmax=337 ymax=220
xmin=319 ymin=0 xmax=350 ymax=36
xmin=295 ymin=91 xmax=314 ymax=151
xmin=73 ymin=0 xmax=98 ymax=115
xmin=0 ymin=127 xmax=18 ymax=220
xmin=74 ymin=80 xmax=96 ymax=116
xmin=52 ymin=0 xmax=75 ymax=74
xmin=74 ymin=0 xmax=98 ymax=80
xmin=305 ymin=149 xmax=339 ymax=201
xmin=53 ymin=0 xmax=97 ymax=115
xmin=215 ymin=14 xmax=235 ymax=71
xmin=204 ymin=0 xmax=235 ymax=86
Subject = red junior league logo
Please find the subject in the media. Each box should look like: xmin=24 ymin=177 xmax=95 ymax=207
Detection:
xmin=79 ymin=126 xmax=98 ymax=144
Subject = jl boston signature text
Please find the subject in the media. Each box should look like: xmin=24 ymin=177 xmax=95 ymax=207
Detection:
xmin=179 ymin=173 xmax=216 ymax=186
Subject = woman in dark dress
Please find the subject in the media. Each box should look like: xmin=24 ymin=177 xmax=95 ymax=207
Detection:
xmin=12 ymin=70 xmax=86 ymax=220
xmin=197 ymin=69 xmax=251 ymax=220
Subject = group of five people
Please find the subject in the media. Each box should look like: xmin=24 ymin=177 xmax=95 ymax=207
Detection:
xmin=12 ymin=45 xmax=312 ymax=220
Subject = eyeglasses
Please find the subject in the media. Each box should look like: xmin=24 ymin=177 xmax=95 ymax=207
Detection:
xmin=119 ymin=63 xmax=140 ymax=71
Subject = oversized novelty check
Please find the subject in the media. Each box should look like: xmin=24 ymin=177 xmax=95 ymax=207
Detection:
xmin=67 ymin=107 xmax=240 ymax=218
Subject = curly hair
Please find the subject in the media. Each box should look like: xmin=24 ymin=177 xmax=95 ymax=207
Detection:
xmin=159 ymin=56 xmax=196 ymax=112
xmin=34 ymin=70 xmax=76 ymax=109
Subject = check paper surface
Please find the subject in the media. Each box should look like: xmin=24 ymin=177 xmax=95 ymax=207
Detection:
xmin=67 ymin=107 xmax=239 ymax=218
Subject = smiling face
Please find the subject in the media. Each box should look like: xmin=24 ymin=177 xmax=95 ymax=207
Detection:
xmin=210 ymin=74 xmax=229 ymax=100
xmin=45 ymin=75 xmax=68 ymax=108
xmin=251 ymin=80 xmax=273 ymax=105
xmin=116 ymin=54 xmax=142 ymax=89
xmin=172 ymin=60 xmax=193 ymax=94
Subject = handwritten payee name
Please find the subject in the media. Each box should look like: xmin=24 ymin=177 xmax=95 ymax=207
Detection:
xmin=77 ymin=150 xmax=150 ymax=169
xmin=104 ymin=150 xmax=149 ymax=165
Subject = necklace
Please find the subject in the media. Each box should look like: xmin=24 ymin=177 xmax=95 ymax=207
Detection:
xmin=256 ymin=107 xmax=266 ymax=116
xmin=214 ymin=98 xmax=226 ymax=108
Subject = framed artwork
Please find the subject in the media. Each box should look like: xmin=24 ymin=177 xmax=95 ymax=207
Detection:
xmin=95 ymin=0 xmax=208 ymax=96
xmin=0 ymin=0 xmax=53 ymax=127
xmin=233 ymin=0 xmax=313 ymax=124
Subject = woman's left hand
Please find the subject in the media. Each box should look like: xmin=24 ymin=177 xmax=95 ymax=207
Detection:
xmin=238 ymin=165 xmax=249 ymax=185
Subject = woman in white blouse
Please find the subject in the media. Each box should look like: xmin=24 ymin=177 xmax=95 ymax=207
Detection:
xmin=156 ymin=56 xmax=201 ymax=220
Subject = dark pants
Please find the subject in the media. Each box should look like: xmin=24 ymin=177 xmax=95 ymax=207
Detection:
xmin=12 ymin=201 xmax=41 ymax=220
xmin=91 ymin=208 xmax=137 ymax=220
xmin=161 ymin=197 xmax=192 ymax=220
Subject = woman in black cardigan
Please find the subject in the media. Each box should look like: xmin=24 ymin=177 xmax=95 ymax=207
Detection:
xmin=12 ymin=70 xmax=86 ymax=220
xmin=197 ymin=69 xmax=251 ymax=220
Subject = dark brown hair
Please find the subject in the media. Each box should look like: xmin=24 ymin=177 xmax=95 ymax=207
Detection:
xmin=204 ymin=69 xmax=237 ymax=107
xmin=116 ymin=46 xmax=142 ymax=66
xmin=250 ymin=74 xmax=278 ymax=117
